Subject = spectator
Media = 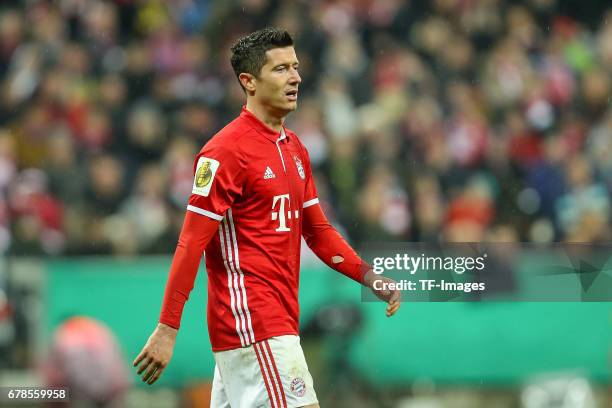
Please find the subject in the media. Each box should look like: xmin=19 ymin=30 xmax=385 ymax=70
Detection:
xmin=0 ymin=0 xmax=610 ymax=255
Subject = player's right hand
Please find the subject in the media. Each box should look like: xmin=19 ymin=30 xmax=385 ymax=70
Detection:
xmin=133 ymin=323 xmax=178 ymax=385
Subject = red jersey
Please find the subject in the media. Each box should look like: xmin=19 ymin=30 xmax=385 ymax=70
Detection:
xmin=187 ymin=107 xmax=319 ymax=351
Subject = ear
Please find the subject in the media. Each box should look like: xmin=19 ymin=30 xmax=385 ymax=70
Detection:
xmin=239 ymin=73 xmax=256 ymax=93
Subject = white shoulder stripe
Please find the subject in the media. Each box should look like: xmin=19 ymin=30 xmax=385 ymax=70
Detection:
xmin=303 ymin=198 xmax=319 ymax=208
xmin=186 ymin=205 xmax=223 ymax=221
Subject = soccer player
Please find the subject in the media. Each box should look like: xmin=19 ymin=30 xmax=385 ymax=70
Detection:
xmin=133 ymin=27 xmax=401 ymax=408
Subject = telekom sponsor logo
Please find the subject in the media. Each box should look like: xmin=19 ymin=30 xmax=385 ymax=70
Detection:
xmin=271 ymin=194 xmax=299 ymax=232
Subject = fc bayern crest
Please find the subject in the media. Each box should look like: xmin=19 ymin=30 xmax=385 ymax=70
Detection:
xmin=290 ymin=377 xmax=306 ymax=397
xmin=294 ymin=155 xmax=305 ymax=180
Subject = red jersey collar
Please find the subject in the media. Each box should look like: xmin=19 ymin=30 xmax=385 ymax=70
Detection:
xmin=240 ymin=106 xmax=289 ymax=143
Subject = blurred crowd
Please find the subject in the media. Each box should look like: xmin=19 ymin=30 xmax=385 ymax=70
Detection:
xmin=1 ymin=0 xmax=611 ymax=256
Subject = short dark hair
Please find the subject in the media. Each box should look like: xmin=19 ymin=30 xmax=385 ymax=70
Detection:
xmin=230 ymin=27 xmax=294 ymax=89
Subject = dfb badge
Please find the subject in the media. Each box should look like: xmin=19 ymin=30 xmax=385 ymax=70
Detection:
xmin=192 ymin=156 xmax=220 ymax=197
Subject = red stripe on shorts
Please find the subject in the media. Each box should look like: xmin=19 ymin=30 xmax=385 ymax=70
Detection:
xmin=265 ymin=339 xmax=288 ymax=407
xmin=254 ymin=342 xmax=279 ymax=408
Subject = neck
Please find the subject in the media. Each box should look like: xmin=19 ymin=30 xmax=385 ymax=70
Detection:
xmin=245 ymin=100 xmax=284 ymax=132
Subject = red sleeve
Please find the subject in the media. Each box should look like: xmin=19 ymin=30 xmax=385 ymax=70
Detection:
xmin=187 ymin=142 xmax=246 ymax=221
xmin=159 ymin=210 xmax=219 ymax=329
xmin=160 ymin=141 xmax=244 ymax=329
xmin=302 ymin=203 xmax=370 ymax=283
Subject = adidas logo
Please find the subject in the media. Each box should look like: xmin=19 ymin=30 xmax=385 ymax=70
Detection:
xmin=264 ymin=166 xmax=276 ymax=179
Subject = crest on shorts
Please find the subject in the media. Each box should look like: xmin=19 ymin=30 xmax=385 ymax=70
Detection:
xmin=293 ymin=155 xmax=305 ymax=180
xmin=290 ymin=377 xmax=306 ymax=397
xmin=192 ymin=156 xmax=220 ymax=197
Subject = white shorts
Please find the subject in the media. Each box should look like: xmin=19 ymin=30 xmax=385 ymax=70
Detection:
xmin=210 ymin=335 xmax=318 ymax=408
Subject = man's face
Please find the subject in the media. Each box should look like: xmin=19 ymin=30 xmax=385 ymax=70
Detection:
xmin=251 ymin=46 xmax=301 ymax=114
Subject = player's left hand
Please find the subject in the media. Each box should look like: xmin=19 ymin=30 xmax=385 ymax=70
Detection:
xmin=363 ymin=270 xmax=401 ymax=317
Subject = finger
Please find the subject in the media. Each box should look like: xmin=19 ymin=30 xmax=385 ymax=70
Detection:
xmin=388 ymin=296 xmax=397 ymax=305
xmin=136 ymin=356 xmax=150 ymax=374
xmin=389 ymin=289 xmax=401 ymax=304
xmin=133 ymin=350 xmax=147 ymax=367
xmin=142 ymin=363 xmax=159 ymax=382
xmin=147 ymin=365 xmax=164 ymax=385
xmin=387 ymin=302 xmax=400 ymax=316
xmin=143 ymin=364 xmax=157 ymax=382
xmin=386 ymin=301 xmax=400 ymax=315
xmin=137 ymin=356 xmax=152 ymax=375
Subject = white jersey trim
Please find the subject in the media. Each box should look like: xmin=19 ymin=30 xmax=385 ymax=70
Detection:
xmin=228 ymin=209 xmax=256 ymax=343
xmin=218 ymin=209 xmax=256 ymax=346
xmin=218 ymin=222 xmax=246 ymax=347
xmin=303 ymin=198 xmax=319 ymax=208
xmin=186 ymin=205 xmax=223 ymax=221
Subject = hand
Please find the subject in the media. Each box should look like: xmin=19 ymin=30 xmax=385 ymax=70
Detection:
xmin=363 ymin=270 xmax=401 ymax=317
xmin=133 ymin=323 xmax=177 ymax=385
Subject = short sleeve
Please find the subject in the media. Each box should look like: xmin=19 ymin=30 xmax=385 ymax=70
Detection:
xmin=187 ymin=143 xmax=245 ymax=221
xmin=301 ymin=145 xmax=319 ymax=209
